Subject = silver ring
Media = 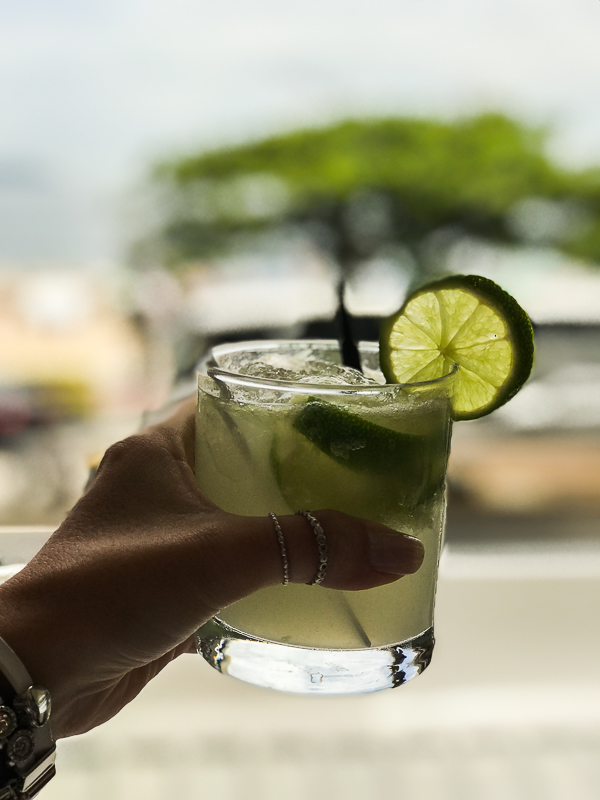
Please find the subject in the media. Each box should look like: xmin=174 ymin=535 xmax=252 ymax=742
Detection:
xmin=296 ymin=510 xmax=328 ymax=585
xmin=268 ymin=513 xmax=289 ymax=585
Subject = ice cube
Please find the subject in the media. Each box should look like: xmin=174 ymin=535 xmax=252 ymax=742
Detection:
xmin=235 ymin=357 xmax=378 ymax=386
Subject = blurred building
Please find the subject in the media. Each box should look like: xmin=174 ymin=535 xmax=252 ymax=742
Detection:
xmin=0 ymin=265 xmax=150 ymax=524
xmin=181 ymin=251 xmax=337 ymax=337
xmin=0 ymin=265 xmax=147 ymax=418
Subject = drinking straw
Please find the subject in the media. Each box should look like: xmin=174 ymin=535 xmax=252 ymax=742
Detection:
xmin=336 ymin=281 xmax=362 ymax=372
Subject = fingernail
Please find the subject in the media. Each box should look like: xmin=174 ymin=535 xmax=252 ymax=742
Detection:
xmin=368 ymin=530 xmax=425 ymax=575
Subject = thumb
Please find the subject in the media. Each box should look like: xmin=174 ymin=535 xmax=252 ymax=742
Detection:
xmin=193 ymin=508 xmax=425 ymax=614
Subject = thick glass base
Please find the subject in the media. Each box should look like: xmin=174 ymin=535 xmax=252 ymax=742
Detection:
xmin=195 ymin=618 xmax=434 ymax=695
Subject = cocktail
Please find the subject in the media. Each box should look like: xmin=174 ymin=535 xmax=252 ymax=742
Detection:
xmin=194 ymin=275 xmax=534 ymax=694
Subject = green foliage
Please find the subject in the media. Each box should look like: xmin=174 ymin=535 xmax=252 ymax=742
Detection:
xmin=148 ymin=113 xmax=600 ymax=273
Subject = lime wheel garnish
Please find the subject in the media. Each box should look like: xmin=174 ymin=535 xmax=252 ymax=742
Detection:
xmin=380 ymin=274 xmax=534 ymax=420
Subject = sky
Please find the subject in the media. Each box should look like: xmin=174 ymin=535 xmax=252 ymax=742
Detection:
xmin=1 ymin=0 xmax=600 ymax=264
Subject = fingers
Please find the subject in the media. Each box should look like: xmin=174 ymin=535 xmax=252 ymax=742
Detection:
xmin=275 ymin=510 xmax=425 ymax=591
xmin=68 ymin=428 xmax=425 ymax=632
xmin=195 ymin=509 xmax=425 ymax=613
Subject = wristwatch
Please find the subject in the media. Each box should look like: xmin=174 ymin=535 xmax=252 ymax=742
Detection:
xmin=0 ymin=638 xmax=55 ymax=799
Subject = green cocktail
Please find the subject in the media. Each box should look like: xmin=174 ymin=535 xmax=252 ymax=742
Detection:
xmin=194 ymin=340 xmax=455 ymax=693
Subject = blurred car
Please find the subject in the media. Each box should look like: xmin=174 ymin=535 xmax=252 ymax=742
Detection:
xmin=0 ymin=386 xmax=33 ymax=439
xmin=0 ymin=380 xmax=93 ymax=443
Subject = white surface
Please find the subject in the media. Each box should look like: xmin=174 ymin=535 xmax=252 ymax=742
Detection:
xmin=441 ymin=540 xmax=600 ymax=579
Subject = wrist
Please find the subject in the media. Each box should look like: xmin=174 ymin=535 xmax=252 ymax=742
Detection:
xmin=0 ymin=581 xmax=69 ymax=742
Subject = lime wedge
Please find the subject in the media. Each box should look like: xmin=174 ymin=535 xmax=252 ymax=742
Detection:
xmin=380 ymin=274 xmax=534 ymax=420
xmin=272 ymin=398 xmax=449 ymax=518
xmin=293 ymin=398 xmax=430 ymax=473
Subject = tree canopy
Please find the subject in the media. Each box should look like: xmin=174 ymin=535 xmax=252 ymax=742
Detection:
xmin=145 ymin=113 xmax=600 ymax=276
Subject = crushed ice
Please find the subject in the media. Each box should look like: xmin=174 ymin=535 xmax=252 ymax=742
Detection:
xmin=230 ymin=355 xmax=377 ymax=386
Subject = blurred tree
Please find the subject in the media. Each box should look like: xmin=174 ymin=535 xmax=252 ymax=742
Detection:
xmin=143 ymin=113 xmax=600 ymax=278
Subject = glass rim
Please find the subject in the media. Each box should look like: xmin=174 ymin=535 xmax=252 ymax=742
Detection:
xmin=201 ymin=339 xmax=458 ymax=396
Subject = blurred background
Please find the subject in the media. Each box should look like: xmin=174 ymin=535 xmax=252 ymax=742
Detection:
xmin=1 ymin=0 xmax=600 ymax=797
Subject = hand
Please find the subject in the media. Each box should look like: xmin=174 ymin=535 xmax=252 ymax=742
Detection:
xmin=0 ymin=402 xmax=424 ymax=739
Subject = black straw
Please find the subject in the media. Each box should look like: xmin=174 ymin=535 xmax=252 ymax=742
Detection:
xmin=336 ymin=281 xmax=362 ymax=372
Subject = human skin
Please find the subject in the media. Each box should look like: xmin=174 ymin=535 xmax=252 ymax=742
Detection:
xmin=0 ymin=403 xmax=424 ymax=739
